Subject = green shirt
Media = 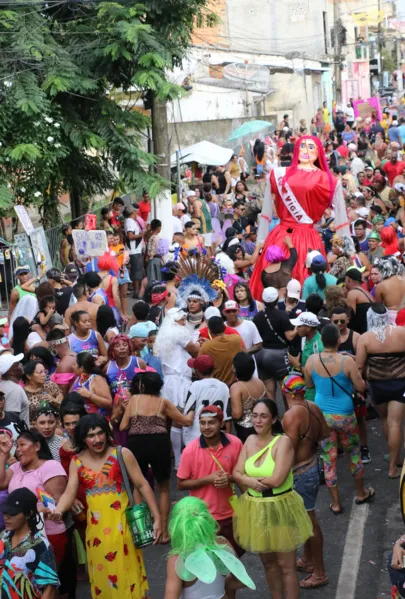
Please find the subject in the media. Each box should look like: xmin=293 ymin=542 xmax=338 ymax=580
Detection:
xmin=302 ymin=331 xmax=324 ymax=401
xmin=302 ymin=273 xmax=337 ymax=301
xmin=14 ymin=285 xmax=35 ymax=299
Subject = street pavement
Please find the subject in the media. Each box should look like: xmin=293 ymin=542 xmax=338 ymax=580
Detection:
xmin=78 ymin=416 xmax=404 ymax=599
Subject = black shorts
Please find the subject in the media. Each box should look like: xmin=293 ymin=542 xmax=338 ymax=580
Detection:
xmin=127 ymin=433 xmax=171 ymax=482
xmin=369 ymin=379 xmax=405 ymax=406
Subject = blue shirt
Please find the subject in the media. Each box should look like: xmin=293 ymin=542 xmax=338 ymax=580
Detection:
xmin=388 ymin=127 xmax=402 ymax=144
xmin=398 ymin=124 xmax=405 ymax=145
xmin=302 ymin=273 xmax=337 ymax=300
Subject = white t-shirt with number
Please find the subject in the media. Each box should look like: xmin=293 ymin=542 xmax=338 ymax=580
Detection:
xmin=183 ymin=378 xmax=231 ymax=446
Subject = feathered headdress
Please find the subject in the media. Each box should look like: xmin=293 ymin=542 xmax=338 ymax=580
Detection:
xmin=164 ymin=251 xmax=224 ymax=305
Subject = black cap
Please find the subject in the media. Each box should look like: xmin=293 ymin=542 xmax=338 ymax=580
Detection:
xmin=64 ymin=263 xmax=78 ymax=276
xmin=345 ymin=268 xmax=363 ymax=282
xmin=0 ymin=488 xmax=38 ymax=516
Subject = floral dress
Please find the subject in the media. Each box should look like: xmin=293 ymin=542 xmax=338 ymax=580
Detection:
xmin=0 ymin=530 xmax=59 ymax=598
xmin=75 ymin=449 xmax=149 ymax=599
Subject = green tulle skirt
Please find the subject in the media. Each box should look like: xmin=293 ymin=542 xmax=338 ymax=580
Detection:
xmin=233 ymin=491 xmax=313 ymax=553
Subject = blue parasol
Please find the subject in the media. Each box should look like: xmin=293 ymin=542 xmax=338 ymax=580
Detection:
xmin=228 ymin=120 xmax=272 ymax=142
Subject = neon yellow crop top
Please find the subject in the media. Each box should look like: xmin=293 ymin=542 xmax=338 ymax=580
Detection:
xmin=245 ymin=435 xmax=293 ymax=497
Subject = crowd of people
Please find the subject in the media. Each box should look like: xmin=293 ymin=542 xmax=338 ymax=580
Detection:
xmin=3 ymin=103 xmax=405 ymax=598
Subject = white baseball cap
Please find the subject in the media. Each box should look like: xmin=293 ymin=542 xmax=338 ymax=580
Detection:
xmin=290 ymin=312 xmax=320 ymax=328
xmin=305 ymin=250 xmax=321 ymax=269
xmin=223 ymin=300 xmax=239 ymax=311
xmin=262 ymin=287 xmax=279 ymax=303
xmin=286 ymin=279 xmax=301 ymax=300
xmin=204 ymin=306 xmax=221 ymax=320
xmin=187 ymin=190 xmax=196 ymax=197
xmin=356 ymin=207 xmax=369 ymax=218
xmin=0 ymin=353 xmax=24 ymax=375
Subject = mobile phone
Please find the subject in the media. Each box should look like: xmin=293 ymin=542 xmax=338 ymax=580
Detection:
xmin=289 ymin=347 xmax=301 ymax=357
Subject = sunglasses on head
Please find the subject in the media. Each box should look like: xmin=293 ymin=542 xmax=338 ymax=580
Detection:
xmin=332 ymin=319 xmax=346 ymax=325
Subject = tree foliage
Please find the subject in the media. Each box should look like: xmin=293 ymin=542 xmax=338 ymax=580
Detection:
xmin=0 ymin=0 xmax=212 ymax=226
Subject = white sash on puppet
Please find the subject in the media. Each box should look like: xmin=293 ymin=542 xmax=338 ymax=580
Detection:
xmin=273 ymin=167 xmax=313 ymax=224
xmin=257 ymin=176 xmax=273 ymax=242
xmin=332 ymin=178 xmax=351 ymax=240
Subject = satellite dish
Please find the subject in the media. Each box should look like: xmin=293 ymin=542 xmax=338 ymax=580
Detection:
xmin=222 ymin=62 xmax=271 ymax=93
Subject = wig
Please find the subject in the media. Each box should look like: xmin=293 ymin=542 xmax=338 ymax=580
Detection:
xmin=107 ymin=334 xmax=134 ymax=361
xmin=380 ymin=227 xmax=399 ymax=256
xmin=265 ymin=245 xmax=287 ymax=264
xmin=73 ymin=414 xmax=114 ymax=453
xmin=168 ymin=497 xmax=255 ymax=590
xmin=283 ymin=135 xmax=335 ymax=204
xmin=97 ymin=252 xmax=119 ymax=275
xmin=169 ymin=497 xmax=219 ymax=557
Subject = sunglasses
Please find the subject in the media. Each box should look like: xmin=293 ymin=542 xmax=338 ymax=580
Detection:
xmin=332 ymin=319 xmax=346 ymax=325
xmin=225 ymin=309 xmax=238 ymax=313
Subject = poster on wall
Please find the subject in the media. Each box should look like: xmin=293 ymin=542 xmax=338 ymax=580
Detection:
xmin=353 ymin=97 xmax=382 ymax=120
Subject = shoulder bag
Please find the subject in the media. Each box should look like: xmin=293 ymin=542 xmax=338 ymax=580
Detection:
xmin=116 ymin=446 xmax=154 ymax=548
xmin=318 ymin=353 xmax=365 ymax=411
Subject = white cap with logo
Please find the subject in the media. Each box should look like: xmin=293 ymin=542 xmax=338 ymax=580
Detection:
xmin=290 ymin=312 xmax=320 ymax=328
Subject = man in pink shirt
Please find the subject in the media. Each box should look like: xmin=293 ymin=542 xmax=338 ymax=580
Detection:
xmin=177 ymin=405 xmax=244 ymax=555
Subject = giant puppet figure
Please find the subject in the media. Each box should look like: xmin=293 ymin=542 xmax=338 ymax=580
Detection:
xmin=251 ymin=135 xmax=350 ymax=299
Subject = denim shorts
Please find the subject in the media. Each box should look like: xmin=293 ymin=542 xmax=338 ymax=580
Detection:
xmin=293 ymin=463 xmax=320 ymax=511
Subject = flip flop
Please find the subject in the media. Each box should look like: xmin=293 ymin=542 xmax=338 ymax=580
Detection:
xmin=388 ymin=472 xmax=401 ymax=480
xmin=355 ymin=488 xmax=375 ymax=505
xmin=329 ymin=503 xmax=342 ymax=515
xmin=300 ymin=573 xmax=329 ymax=589
xmin=296 ymin=558 xmax=314 ymax=573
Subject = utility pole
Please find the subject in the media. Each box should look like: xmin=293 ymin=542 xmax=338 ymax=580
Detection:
xmin=151 ymin=97 xmax=171 ymax=181
xmin=333 ymin=0 xmax=342 ymax=103
xmin=377 ymin=0 xmax=384 ymax=88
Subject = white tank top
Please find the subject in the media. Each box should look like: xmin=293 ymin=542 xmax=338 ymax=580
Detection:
xmin=180 ymin=573 xmax=225 ymax=599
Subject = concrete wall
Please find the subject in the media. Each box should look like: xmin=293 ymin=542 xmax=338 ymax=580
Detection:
xmin=193 ymin=0 xmax=330 ymax=59
xmin=169 ymin=84 xmax=249 ymax=123
xmin=168 ymin=114 xmax=277 ymax=150
xmin=264 ymin=71 xmax=323 ymax=125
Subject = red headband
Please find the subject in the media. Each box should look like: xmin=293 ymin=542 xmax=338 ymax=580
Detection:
xmin=151 ymin=290 xmax=168 ymax=305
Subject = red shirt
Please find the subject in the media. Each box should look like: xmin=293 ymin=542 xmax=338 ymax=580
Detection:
xmin=383 ymin=161 xmax=404 ymax=186
xmin=138 ymin=201 xmax=151 ymax=223
xmin=199 ymin=325 xmax=241 ymax=340
xmin=177 ymin=432 xmax=243 ymax=521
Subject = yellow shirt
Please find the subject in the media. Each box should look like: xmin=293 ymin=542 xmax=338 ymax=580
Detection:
xmin=322 ymin=108 xmax=329 ymax=124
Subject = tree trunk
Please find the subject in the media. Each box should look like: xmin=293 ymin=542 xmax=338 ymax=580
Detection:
xmin=70 ymin=186 xmax=82 ymax=221
xmin=151 ymin=96 xmax=171 ymax=181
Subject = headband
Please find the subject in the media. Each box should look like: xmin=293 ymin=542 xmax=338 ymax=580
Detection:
xmin=48 ymin=337 xmax=68 ymax=347
xmin=151 ymin=289 xmax=168 ymax=305
xmin=282 ymin=372 xmax=306 ymax=396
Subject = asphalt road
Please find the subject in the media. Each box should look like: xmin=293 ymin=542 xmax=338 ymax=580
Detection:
xmin=77 ymin=416 xmax=403 ymax=599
